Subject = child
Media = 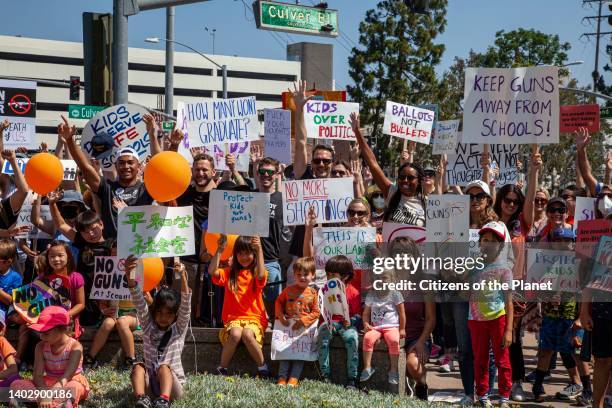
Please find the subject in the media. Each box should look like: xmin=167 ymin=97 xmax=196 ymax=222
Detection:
xmin=360 ymin=268 xmax=405 ymax=386
xmin=275 ymin=257 xmax=319 ymax=386
xmin=0 ymin=239 xmax=22 ymax=314
xmin=126 ymin=256 xmax=191 ymax=408
xmin=10 ymin=306 xmax=89 ymax=407
xmin=210 ymin=235 xmax=269 ymax=377
xmin=469 ymin=221 xmax=514 ymax=408
xmin=0 ymin=310 xmax=19 ymax=387
xmin=318 ymin=255 xmax=362 ymax=389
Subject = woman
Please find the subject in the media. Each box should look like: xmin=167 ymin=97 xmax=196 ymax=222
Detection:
xmin=466 ymin=180 xmax=498 ymax=228
xmin=534 ymin=198 xmax=572 ymax=243
xmin=527 ymin=187 xmax=550 ymax=241
xmin=366 ymin=185 xmax=385 ymax=232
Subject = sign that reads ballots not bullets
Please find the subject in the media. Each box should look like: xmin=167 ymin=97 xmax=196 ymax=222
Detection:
xmin=303 ymin=101 xmax=359 ymax=140
xmin=90 ymin=256 xmax=131 ymax=301
xmin=282 ymin=178 xmax=354 ymax=226
xmin=382 ymin=101 xmax=435 ymax=145
xmin=183 ymin=97 xmax=259 ymax=147
xmin=313 ymin=227 xmax=377 ymax=270
xmin=208 ymin=190 xmax=270 ymax=237
xmin=462 ymin=66 xmax=559 ymax=144
xmin=117 ymin=206 xmax=195 ymax=260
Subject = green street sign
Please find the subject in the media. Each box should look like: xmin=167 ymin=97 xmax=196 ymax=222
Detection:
xmin=162 ymin=121 xmax=175 ymax=131
xmin=254 ymin=0 xmax=339 ymax=37
xmin=68 ymin=104 xmax=106 ymax=120
xmin=601 ymin=106 xmax=612 ymax=119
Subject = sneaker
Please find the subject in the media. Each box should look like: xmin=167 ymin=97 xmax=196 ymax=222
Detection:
xmin=216 ymin=367 xmax=229 ymax=376
xmin=510 ymin=382 xmax=526 ymax=402
xmin=415 ymin=384 xmax=428 ymax=401
xmin=277 ymin=377 xmax=287 ymax=385
xmin=257 ymin=369 xmax=271 ymax=379
xmin=455 ymin=395 xmax=474 ymax=406
xmin=430 ymin=343 xmax=442 ymax=359
xmin=345 ymin=379 xmax=358 ymax=391
xmin=359 ymin=367 xmax=376 ymax=382
xmin=438 ymin=355 xmax=454 ymax=373
xmin=532 ymin=383 xmax=546 ymax=402
xmin=556 ymin=382 xmax=583 ymax=400
xmin=525 ymin=370 xmax=551 ymax=383
xmin=287 ymin=377 xmax=299 ymax=387
xmin=134 ymin=395 xmax=153 ymax=408
xmin=576 ymin=389 xmax=593 ymax=407
xmin=18 ymin=361 xmax=28 ymax=372
xmin=152 ymin=397 xmax=170 ymax=408
xmin=475 ymin=398 xmax=493 ymax=408
xmin=387 ymin=372 xmax=399 ymax=385
xmin=83 ymin=354 xmax=99 ymax=370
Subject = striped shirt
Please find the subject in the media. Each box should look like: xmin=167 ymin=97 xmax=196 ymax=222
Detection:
xmin=130 ymin=286 xmax=191 ymax=384
xmin=43 ymin=337 xmax=82 ymax=378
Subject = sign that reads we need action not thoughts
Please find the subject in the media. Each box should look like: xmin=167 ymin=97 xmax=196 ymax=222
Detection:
xmin=207 ymin=190 xmax=270 ymax=237
xmin=382 ymin=101 xmax=435 ymax=145
xmin=446 ymin=143 xmax=519 ymax=186
xmin=462 ymin=66 xmax=559 ymax=144
xmin=303 ymin=101 xmax=359 ymax=141
xmin=183 ymin=97 xmax=259 ymax=147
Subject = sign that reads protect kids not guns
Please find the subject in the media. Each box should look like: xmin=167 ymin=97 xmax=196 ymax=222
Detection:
xmin=303 ymin=101 xmax=359 ymax=141
xmin=207 ymin=190 xmax=271 ymax=237
xmin=382 ymin=101 xmax=435 ymax=145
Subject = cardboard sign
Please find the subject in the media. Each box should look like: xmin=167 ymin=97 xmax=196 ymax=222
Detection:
xmin=303 ymin=101 xmax=359 ymax=140
xmin=576 ymin=219 xmax=612 ymax=258
xmin=117 ymin=205 xmax=195 ymax=260
xmin=264 ymin=109 xmax=292 ymax=164
xmin=574 ymin=197 xmax=597 ymax=231
xmin=183 ymin=97 xmax=260 ymax=147
xmin=282 ymin=178 xmax=354 ymax=226
xmin=560 ymin=104 xmax=600 ymax=133
xmin=462 ymin=66 xmax=559 ymax=144
xmin=587 ymin=236 xmax=612 ymax=292
xmin=313 ymin=227 xmax=377 ymax=270
xmin=382 ymin=101 xmax=435 ymax=145
xmin=469 ymin=229 xmax=481 ymax=259
xmin=433 ymin=120 xmax=460 ymax=155
xmin=526 ymin=249 xmax=580 ymax=292
xmin=425 ymin=195 xmax=469 ymax=242
xmin=0 ymin=79 xmax=37 ymax=149
xmin=318 ymin=278 xmax=350 ymax=326
xmin=270 ymin=320 xmax=318 ymax=361
xmin=446 ymin=143 xmax=519 ymax=186
xmin=12 ymin=280 xmax=71 ymax=325
xmin=207 ymin=190 xmax=270 ymax=237
xmin=16 ymin=204 xmax=52 ymax=239
xmin=81 ymin=104 xmax=150 ymax=170
xmin=3 ymin=159 xmax=78 ymax=181
xmin=381 ymin=222 xmax=426 ymax=244
xmin=90 ymin=256 xmax=131 ymax=300
xmin=281 ymin=90 xmax=346 ymax=139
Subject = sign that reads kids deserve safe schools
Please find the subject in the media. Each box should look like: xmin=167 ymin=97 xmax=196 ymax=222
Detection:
xmin=382 ymin=101 xmax=435 ymax=145
xmin=462 ymin=66 xmax=559 ymax=144
xmin=282 ymin=178 xmax=354 ymax=226
xmin=303 ymin=101 xmax=359 ymax=141
xmin=81 ymin=104 xmax=150 ymax=170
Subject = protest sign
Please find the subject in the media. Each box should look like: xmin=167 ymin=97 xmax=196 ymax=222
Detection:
xmin=574 ymin=197 xmax=597 ymax=231
xmin=264 ymin=108 xmax=292 ymax=163
xmin=303 ymin=101 xmax=359 ymax=141
xmin=586 ymin=236 xmax=612 ymax=292
xmin=282 ymin=178 xmax=354 ymax=226
xmin=313 ymin=227 xmax=377 ymax=270
xmin=3 ymin=159 xmax=78 ymax=181
xmin=446 ymin=143 xmax=519 ymax=186
xmin=526 ymin=249 xmax=580 ymax=292
xmin=318 ymin=278 xmax=350 ymax=326
xmin=433 ymin=120 xmax=460 ymax=155
xmin=576 ymin=219 xmax=612 ymax=258
xmin=271 ymin=320 xmax=318 ymax=361
xmin=462 ymin=66 xmax=559 ymax=144
xmin=16 ymin=204 xmax=51 ymax=239
xmin=381 ymin=222 xmax=426 ymax=244
xmin=81 ymin=104 xmax=150 ymax=170
xmin=90 ymin=256 xmax=131 ymax=300
xmin=382 ymin=101 xmax=435 ymax=145
xmin=469 ymin=229 xmax=481 ymax=259
xmin=12 ymin=280 xmax=71 ymax=325
xmin=183 ymin=96 xmax=259 ymax=147
xmin=207 ymin=190 xmax=270 ymax=237
xmin=281 ymin=90 xmax=346 ymax=139
xmin=560 ymin=104 xmax=600 ymax=133
xmin=117 ymin=205 xmax=195 ymax=260
xmin=425 ymin=195 xmax=469 ymax=242
xmin=0 ymin=79 xmax=37 ymax=149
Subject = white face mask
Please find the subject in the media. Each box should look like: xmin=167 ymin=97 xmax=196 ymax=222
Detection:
xmin=598 ymin=195 xmax=612 ymax=217
xmin=373 ymin=197 xmax=385 ymax=209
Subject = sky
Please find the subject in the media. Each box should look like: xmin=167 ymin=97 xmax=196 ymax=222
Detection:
xmin=1 ymin=0 xmax=610 ymax=91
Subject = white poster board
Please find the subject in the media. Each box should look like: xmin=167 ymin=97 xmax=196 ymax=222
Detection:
xmin=90 ymin=256 xmax=131 ymax=300
xmin=303 ymin=101 xmax=359 ymax=141
xmin=264 ymin=109 xmax=292 ymax=164
xmin=270 ymin=320 xmax=318 ymax=361
xmin=574 ymin=197 xmax=597 ymax=231
xmin=16 ymin=204 xmax=52 ymax=239
xmin=446 ymin=143 xmax=519 ymax=186
xmin=526 ymin=249 xmax=580 ymax=292
xmin=318 ymin=278 xmax=350 ymax=326
xmin=382 ymin=101 xmax=435 ymax=145
xmin=0 ymin=79 xmax=37 ymax=149
xmin=433 ymin=120 xmax=460 ymax=155
xmin=313 ymin=227 xmax=377 ymax=270
xmin=207 ymin=190 xmax=270 ymax=237
xmin=3 ymin=158 xmax=78 ymax=181
xmin=425 ymin=195 xmax=469 ymax=242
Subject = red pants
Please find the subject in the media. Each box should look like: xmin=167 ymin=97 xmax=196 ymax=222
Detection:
xmin=468 ymin=316 xmax=512 ymax=398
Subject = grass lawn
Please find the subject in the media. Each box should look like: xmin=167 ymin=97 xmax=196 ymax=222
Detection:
xmin=83 ymin=366 xmax=436 ymax=407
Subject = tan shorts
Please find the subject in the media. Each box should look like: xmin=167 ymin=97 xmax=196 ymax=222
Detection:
xmin=219 ymin=320 xmax=264 ymax=347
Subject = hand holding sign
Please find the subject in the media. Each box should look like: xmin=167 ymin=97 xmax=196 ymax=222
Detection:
xmin=530 ymin=145 xmax=542 ymax=171
xmin=290 ymin=80 xmax=313 ymax=110
xmin=0 ymin=119 xmax=8 ymax=132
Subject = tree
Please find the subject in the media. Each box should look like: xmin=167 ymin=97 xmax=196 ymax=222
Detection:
xmin=347 ymin=0 xmax=447 ymax=169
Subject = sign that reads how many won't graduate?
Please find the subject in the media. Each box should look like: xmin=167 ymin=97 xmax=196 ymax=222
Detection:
xmin=303 ymin=101 xmax=359 ymax=141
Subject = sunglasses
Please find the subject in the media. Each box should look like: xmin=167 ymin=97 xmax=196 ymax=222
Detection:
xmin=598 ymin=192 xmax=612 ymax=199
xmin=503 ymin=197 xmax=521 ymax=206
xmin=348 ymin=209 xmax=368 ymax=217
xmin=534 ymin=198 xmax=548 ymax=205
xmin=547 ymin=207 xmax=567 ymax=214
xmin=312 ymin=158 xmax=332 ymax=165
xmin=423 ymin=171 xmax=436 ymax=178
xmin=561 ymin=194 xmax=575 ymax=201
xmin=332 ymin=170 xmax=348 ymax=177
xmin=470 ymin=192 xmax=488 ymax=201
xmin=257 ymin=168 xmax=276 ymax=177
xmin=398 ymin=174 xmax=417 ymax=182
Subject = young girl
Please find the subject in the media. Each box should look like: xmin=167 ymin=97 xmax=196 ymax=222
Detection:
xmin=0 ymin=310 xmax=19 ymax=388
xmin=126 ymin=256 xmax=191 ymax=408
xmin=211 ymin=235 xmax=270 ymax=378
xmin=360 ymin=268 xmax=405 ymax=386
xmin=10 ymin=306 xmax=89 ymax=407
xmin=275 ymin=257 xmax=319 ymax=386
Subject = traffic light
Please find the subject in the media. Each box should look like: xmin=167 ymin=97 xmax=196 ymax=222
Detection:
xmin=70 ymin=76 xmax=81 ymax=101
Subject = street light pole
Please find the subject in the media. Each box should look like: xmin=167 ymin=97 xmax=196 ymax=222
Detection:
xmin=164 ymin=7 xmax=175 ymax=116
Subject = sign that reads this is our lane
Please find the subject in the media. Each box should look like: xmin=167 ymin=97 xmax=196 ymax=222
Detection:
xmin=253 ymin=0 xmax=339 ymax=37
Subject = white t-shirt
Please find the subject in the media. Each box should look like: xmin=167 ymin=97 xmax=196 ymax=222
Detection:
xmin=386 ymin=185 xmax=426 ymax=226
xmin=365 ymin=290 xmax=404 ymax=329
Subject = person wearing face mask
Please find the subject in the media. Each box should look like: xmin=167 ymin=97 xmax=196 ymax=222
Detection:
xmin=366 ymin=185 xmax=385 ymax=232
xmin=594 ymin=188 xmax=612 ymax=220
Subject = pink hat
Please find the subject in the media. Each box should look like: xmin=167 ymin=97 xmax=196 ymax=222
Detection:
xmin=29 ymin=306 xmax=70 ymax=332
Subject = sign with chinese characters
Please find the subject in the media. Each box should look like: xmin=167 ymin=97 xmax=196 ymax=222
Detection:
xmin=117 ymin=206 xmax=195 ymax=260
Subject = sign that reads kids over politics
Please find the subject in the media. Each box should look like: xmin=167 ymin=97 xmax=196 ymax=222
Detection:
xmin=303 ymin=101 xmax=359 ymax=141
xmin=282 ymin=178 xmax=354 ymax=226
xmin=81 ymin=104 xmax=149 ymax=170
xmin=382 ymin=101 xmax=435 ymax=145
xmin=462 ymin=66 xmax=559 ymax=144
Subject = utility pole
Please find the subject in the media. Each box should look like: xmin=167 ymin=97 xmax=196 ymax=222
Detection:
xmin=581 ymin=0 xmax=612 ymax=91
xmin=165 ymin=6 xmax=174 ymax=116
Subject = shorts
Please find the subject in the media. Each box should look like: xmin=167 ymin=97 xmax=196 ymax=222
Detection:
xmin=405 ymin=337 xmax=432 ymax=355
xmin=592 ymin=316 xmax=612 ymax=358
xmin=539 ymin=316 xmax=574 ymax=354
xmin=117 ymin=310 xmax=142 ymax=331
xmin=263 ymin=260 xmax=282 ymax=302
xmin=141 ymin=364 xmax=184 ymax=401
xmin=219 ymin=320 xmax=264 ymax=347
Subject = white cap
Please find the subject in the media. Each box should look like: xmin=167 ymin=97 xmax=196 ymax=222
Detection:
xmin=479 ymin=220 xmax=511 ymax=243
xmin=115 ymin=147 xmax=140 ymax=161
xmin=464 ymin=180 xmax=491 ymax=197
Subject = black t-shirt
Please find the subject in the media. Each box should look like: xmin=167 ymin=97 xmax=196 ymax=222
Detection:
xmin=176 ymin=185 xmax=211 ymax=263
xmin=0 ymin=197 xmax=18 ymax=229
xmin=72 ymin=233 xmax=113 ymax=278
xmin=259 ymin=191 xmax=283 ymax=262
xmin=96 ymin=178 xmax=153 ymax=239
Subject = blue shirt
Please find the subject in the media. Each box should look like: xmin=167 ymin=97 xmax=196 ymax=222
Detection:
xmin=0 ymin=268 xmax=22 ymax=313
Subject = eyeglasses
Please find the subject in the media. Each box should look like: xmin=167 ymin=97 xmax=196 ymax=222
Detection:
xmin=312 ymin=158 xmax=332 ymax=165
xmin=257 ymin=168 xmax=276 ymax=177
xmin=547 ymin=207 xmax=567 ymax=214
xmin=503 ymin=197 xmax=521 ymax=206
xmin=470 ymin=192 xmax=488 ymax=201
xmin=332 ymin=170 xmax=348 ymax=177
xmin=398 ymin=174 xmax=417 ymax=182
xmin=534 ymin=198 xmax=548 ymax=205
xmin=347 ymin=209 xmax=368 ymax=217
xmin=561 ymin=194 xmax=575 ymax=201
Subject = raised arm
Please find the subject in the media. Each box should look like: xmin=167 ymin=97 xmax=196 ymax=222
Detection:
xmin=605 ymin=151 xmax=612 ymax=186
xmin=58 ymin=115 xmax=101 ymax=193
xmin=302 ymin=206 xmax=316 ymax=257
xmin=523 ymin=145 xmax=542 ymax=228
xmin=48 ymin=191 xmax=76 ymax=241
xmin=31 ymin=194 xmax=55 ymax=236
xmin=225 ymin=154 xmax=245 ymax=186
xmin=0 ymin=120 xmax=7 ymax=171
xmin=291 ymin=81 xmax=313 ymax=180
xmin=576 ymin=127 xmax=599 ymax=197
xmin=208 ymin=234 xmax=227 ymax=280
xmin=125 ymin=255 xmax=152 ymax=330
xmin=143 ymin=113 xmax=162 ymax=157
xmin=2 ymin=150 xmax=28 ymax=214
xmin=435 ymin=154 xmax=448 ymax=195
xmin=349 ymin=112 xmax=392 ymax=198
xmin=174 ymin=260 xmax=192 ymax=333
xmin=350 ymin=145 xmax=364 ymax=199
xmin=252 ymin=236 xmax=266 ymax=282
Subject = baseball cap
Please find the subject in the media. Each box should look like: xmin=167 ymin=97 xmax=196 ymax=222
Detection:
xmin=29 ymin=306 xmax=70 ymax=332
xmin=552 ymin=228 xmax=576 ymax=240
xmin=465 ymin=180 xmax=491 ymax=197
xmin=115 ymin=147 xmax=140 ymax=161
xmin=59 ymin=190 xmax=85 ymax=206
xmin=546 ymin=197 xmax=567 ymax=212
xmin=423 ymin=165 xmax=437 ymax=176
xmin=479 ymin=220 xmax=510 ymax=242
xmin=90 ymin=131 xmax=115 ymax=160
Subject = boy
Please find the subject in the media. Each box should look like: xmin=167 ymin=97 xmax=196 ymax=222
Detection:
xmin=0 ymin=239 xmax=22 ymax=314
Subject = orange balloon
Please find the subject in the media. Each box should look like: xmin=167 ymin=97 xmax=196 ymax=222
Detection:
xmin=141 ymin=257 xmax=164 ymax=292
xmin=204 ymin=232 xmax=237 ymax=261
xmin=25 ymin=153 xmax=64 ymax=195
xmin=143 ymin=151 xmax=191 ymax=202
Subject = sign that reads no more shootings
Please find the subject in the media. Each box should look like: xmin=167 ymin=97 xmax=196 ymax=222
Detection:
xmin=254 ymin=0 xmax=339 ymax=37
